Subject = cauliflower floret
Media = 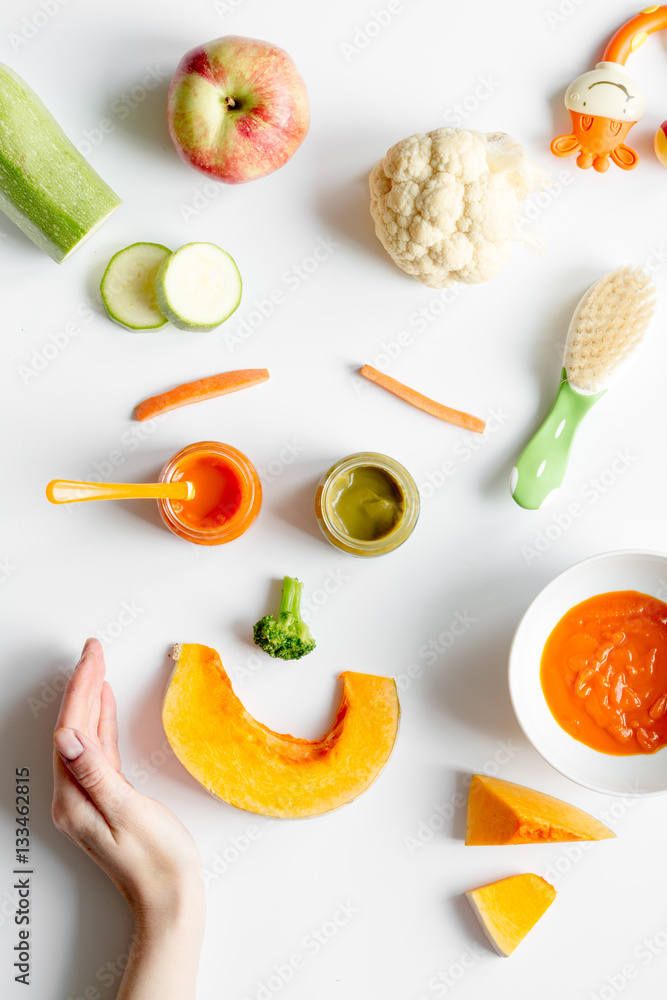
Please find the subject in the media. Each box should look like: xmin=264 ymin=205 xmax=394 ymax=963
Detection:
xmin=369 ymin=127 xmax=550 ymax=288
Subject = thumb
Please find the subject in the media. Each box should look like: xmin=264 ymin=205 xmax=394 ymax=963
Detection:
xmin=54 ymin=728 xmax=131 ymax=820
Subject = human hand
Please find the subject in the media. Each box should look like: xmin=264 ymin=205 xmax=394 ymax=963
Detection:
xmin=52 ymin=638 xmax=205 ymax=928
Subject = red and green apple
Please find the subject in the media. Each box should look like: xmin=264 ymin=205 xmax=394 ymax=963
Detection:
xmin=167 ymin=35 xmax=309 ymax=184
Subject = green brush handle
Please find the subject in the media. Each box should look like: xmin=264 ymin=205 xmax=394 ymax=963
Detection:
xmin=511 ymin=369 xmax=606 ymax=510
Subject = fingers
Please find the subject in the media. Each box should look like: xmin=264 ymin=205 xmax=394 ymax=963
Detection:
xmin=99 ymin=682 xmax=122 ymax=773
xmin=53 ymin=640 xmax=102 ymax=830
xmin=55 ymin=638 xmax=106 ymax=742
xmin=85 ymin=640 xmax=106 ymax=737
xmin=52 ymin=729 xmax=109 ymax=853
xmin=52 ymin=640 xmax=126 ymax=844
xmin=52 ymin=747 xmax=99 ymax=839
xmin=54 ymin=728 xmax=132 ymax=826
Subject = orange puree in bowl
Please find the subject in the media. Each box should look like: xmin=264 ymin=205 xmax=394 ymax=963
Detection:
xmin=541 ymin=591 xmax=667 ymax=756
xmin=171 ymin=452 xmax=243 ymax=530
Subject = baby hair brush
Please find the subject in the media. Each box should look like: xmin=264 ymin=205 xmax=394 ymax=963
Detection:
xmin=511 ymin=266 xmax=656 ymax=509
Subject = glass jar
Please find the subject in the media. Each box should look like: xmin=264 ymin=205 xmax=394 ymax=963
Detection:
xmin=158 ymin=441 xmax=262 ymax=545
xmin=315 ymin=452 xmax=420 ymax=557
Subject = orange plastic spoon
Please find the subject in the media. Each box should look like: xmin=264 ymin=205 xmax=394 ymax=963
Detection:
xmin=46 ymin=479 xmax=194 ymax=504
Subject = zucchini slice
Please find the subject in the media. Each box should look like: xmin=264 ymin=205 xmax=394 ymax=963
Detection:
xmin=155 ymin=242 xmax=242 ymax=332
xmin=101 ymin=243 xmax=171 ymax=331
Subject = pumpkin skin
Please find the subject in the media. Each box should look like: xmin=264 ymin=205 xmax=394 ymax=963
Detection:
xmin=465 ymin=774 xmax=615 ymax=845
xmin=162 ymin=643 xmax=400 ymax=818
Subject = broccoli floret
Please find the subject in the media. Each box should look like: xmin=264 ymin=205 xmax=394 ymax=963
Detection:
xmin=253 ymin=576 xmax=316 ymax=660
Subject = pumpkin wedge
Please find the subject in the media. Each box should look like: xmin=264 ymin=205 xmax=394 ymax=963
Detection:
xmin=465 ymin=874 xmax=556 ymax=956
xmin=162 ymin=643 xmax=400 ymax=818
xmin=465 ymin=774 xmax=615 ymax=845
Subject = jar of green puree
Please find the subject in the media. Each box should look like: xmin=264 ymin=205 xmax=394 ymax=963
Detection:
xmin=315 ymin=452 xmax=420 ymax=557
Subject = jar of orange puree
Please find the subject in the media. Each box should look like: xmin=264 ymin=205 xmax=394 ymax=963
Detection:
xmin=158 ymin=441 xmax=261 ymax=545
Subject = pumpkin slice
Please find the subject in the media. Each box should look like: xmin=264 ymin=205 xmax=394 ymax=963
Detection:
xmin=162 ymin=643 xmax=400 ymax=818
xmin=465 ymin=874 xmax=556 ymax=956
xmin=465 ymin=774 xmax=615 ymax=845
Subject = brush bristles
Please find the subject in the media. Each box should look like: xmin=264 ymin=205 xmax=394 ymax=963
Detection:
xmin=565 ymin=266 xmax=656 ymax=393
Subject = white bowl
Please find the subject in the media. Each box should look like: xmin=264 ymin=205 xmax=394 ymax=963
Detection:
xmin=509 ymin=550 xmax=667 ymax=796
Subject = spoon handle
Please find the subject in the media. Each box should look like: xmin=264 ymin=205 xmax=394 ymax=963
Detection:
xmin=46 ymin=480 xmax=193 ymax=504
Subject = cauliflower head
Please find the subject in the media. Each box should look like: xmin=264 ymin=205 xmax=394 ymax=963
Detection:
xmin=369 ymin=127 xmax=549 ymax=288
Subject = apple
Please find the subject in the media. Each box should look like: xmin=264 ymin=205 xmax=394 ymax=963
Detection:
xmin=167 ymin=35 xmax=309 ymax=184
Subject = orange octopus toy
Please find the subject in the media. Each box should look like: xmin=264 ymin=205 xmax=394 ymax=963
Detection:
xmin=552 ymin=5 xmax=667 ymax=172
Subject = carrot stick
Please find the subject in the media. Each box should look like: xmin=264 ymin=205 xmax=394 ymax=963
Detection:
xmin=359 ymin=364 xmax=486 ymax=434
xmin=135 ymin=368 xmax=270 ymax=422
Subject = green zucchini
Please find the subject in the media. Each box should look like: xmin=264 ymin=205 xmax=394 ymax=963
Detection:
xmin=0 ymin=64 xmax=121 ymax=263
xmin=155 ymin=243 xmax=243 ymax=332
xmin=101 ymin=243 xmax=171 ymax=331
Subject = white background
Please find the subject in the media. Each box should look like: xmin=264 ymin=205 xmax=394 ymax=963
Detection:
xmin=2 ymin=0 xmax=667 ymax=997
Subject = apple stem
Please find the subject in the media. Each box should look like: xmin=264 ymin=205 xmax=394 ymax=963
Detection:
xmin=224 ymin=96 xmax=237 ymax=109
